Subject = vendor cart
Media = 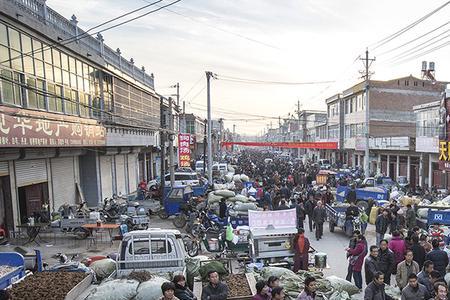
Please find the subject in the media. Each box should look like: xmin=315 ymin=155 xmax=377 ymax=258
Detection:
xmin=159 ymin=185 xmax=194 ymax=219
xmin=0 ymin=252 xmax=26 ymax=289
xmin=316 ymin=170 xmax=336 ymax=186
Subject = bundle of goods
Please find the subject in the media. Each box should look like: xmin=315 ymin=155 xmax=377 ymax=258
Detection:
xmin=255 ymin=267 xmax=359 ymax=300
xmin=233 ymin=174 xmax=250 ymax=183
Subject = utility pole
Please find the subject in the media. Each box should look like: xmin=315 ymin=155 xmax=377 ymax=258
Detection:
xmin=360 ymin=49 xmax=376 ymax=178
xmin=159 ymin=96 xmax=166 ymax=199
xmin=206 ymin=71 xmax=213 ymax=185
xmin=218 ymin=118 xmax=223 ymax=161
xmin=168 ymin=97 xmax=175 ymax=186
xmin=182 ymin=101 xmax=186 ymax=133
xmin=176 ymin=83 xmax=180 ymax=108
xmin=296 ymin=100 xmax=302 ymax=159
xmin=232 ymin=124 xmax=236 ymax=152
xmin=203 ymin=119 xmax=207 ymax=177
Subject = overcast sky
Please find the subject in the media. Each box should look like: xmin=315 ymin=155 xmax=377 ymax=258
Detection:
xmin=48 ymin=0 xmax=450 ymax=135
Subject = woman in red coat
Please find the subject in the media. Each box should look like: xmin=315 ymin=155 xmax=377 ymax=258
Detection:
xmin=293 ymin=228 xmax=310 ymax=272
xmin=388 ymin=230 xmax=407 ymax=273
xmin=346 ymin=235 xmax=366 ymax=289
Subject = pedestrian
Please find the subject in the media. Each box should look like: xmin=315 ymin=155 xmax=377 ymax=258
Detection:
xmin=400 ymin=273 xmax=429 ymax=300
xmin=321 ymin=187 xmax=333 ymax=205
xmin=312 ymin=201 xmax=326 ymax=241
xmin=429 ymin=271 xmax=443 ymax=298
xmin=378 ymin=239 xmax=395 ymax=285
xmin=346 ymin=234 xmax=366 ymax=289
xmin=389 ymin=231 xmax=407 ymax=272
xmin=364 ymin=271 xmax=392 ymax=300
xmin=292 ymin=199 xmax=305 ymax=229
xmin=364 ymin=245 xmax=380 ymax=285
xmin=267 ymin=276 xmax=280 ymax=294
xmin=263 ymin=188 xmax=273 ymax=210
xmin=346 ymin=184 xmax=357 ymax=204
xmin=271 ymin=287 xmax=285 ymax=300
xmin=425 ymin=239 xmax=449 ymax=278
xmin=173 ymin=275 xmax=196 ymax=300
xmin=375 ymin=209 xmax=390 ymax=246
xmin=276 ymin=199 xmax=290 ymax=210
xmin=252 ymin=281 xmax=271 ymax=300
xmin=304 ymin=195 xmax=315 ymax=233
xmin=433 ymin=281 xmax=448 ymax=300
xmin=159 ymin=282 xmax=180 ymax=300
xmin=360 ymin=209 xmax=369 ymax=235
xmin=396 ymin=250 xmax=420 ymax=290
xmin=419 ymin=234 xmax=432 ymax=253
xmin=293 ymin=228 xmax=310 ymax=272
xmin=201 ymin=271 xmax=229 ymax=300
xmin=219 ymin=198 xmax=227 ymax=219
xmin=405 ymin=204 xmax=416 ymax=230
xmin=346 ymin=230 xmax=362 ymax=282
xmin=297 ymin=276 xmax=317 ymax=300
xmin=411 ymin=234 xmax=426 ymax=270
xmin=417 ymin=260 xmax=434 ymax=295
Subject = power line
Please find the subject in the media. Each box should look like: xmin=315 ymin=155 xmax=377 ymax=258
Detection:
xmin=214 ymin=74 xmax=334 ymax=85
xmin=376 ymin=21 xmax=450 ymax=57
xmin=370 ymin=1 xmax=450 ymax=50
xmin=144 ymin=0 xmax=282 ymax=50
xmin=2 ymin=0 xmax=182 ymax=65
xmin=179 ymin=74 xmax=203 ymax=102
xmin=391 ymin=39 xmax=450 ymax=65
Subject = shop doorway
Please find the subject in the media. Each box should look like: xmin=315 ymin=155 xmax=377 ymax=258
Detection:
xmin=389 ymin=163 xmax=396 ymax=180
xmin=0 ymin=176 xmax=14 ymax=237
xmin=18 ymin=183 xmax=48 ymax=224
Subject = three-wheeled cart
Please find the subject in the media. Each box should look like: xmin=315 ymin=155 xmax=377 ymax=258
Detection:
xmin=159 ymin=185 xmax=194 ymax=219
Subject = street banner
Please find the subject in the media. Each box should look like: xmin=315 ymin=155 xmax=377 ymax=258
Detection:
xmin=178 ymin=133 xmax=191 ymax=168
xmin=220 ymin=141 xmax=338 ymax=149
xmin=248 ymin=208 xmax=297 ymax=229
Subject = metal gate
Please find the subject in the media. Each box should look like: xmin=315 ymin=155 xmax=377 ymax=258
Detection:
xmin=51 ymin=157 xmax=77 ymax=211
xmin=15 ymin=159 xmax=47 ymax=187
xmin=115 ymin=155 xmax=126 ymax=196
xmin=100 ymin=155 xmax=113 ymax=200
xmin=0 ymin=161 xmax=8 ymax=176
xmin=128 ymin=154 xmax=137 ymax=193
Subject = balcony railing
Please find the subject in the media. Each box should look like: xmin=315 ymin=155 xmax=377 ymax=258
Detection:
xmin=8 ymin=0 xmax=154 ymax=88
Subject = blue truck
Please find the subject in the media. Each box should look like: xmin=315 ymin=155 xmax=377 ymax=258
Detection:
xmin=335 ymin=185 xmax=389 ymax=210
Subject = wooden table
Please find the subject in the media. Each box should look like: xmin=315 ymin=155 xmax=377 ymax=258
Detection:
xmin=82 ymin=223 xmax=120 ymax=248
xmin=17 ymin=223 xmax=49 ymax=246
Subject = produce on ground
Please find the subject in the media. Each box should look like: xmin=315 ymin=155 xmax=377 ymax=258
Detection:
xmin=10 ymin=271 xmax=87 ymax=300
xmin=0 ymin=266 xmax=16 ymax=278
xmin=225 ymin=274 xmax=252 ymax=298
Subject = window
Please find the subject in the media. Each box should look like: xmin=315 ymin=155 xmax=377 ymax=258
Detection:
xmin=34 ymin=58 xmax=44 ymax=78
xmin=21 ymin=34 xmax=32 ymax=55
xmin=8 ymin=28 xmax=21 ymax=51
xmin=1 ymin=69 xmax=14 ymax=104
xmin=52 ymin=49 xmax=61 ymax=67
xmin=32 ymin=40 xmax=44 ymax=61
xmin=10 ymin=49 xmax=23 ymax=71
xmin=27 ymin=77 xmax=37 ymax=108
xmin=23 ymin=55 xmax=34 ymax=75
xmin=0 ymin=24 xmax=7 ymax=46
xmin=79 ymin=92 xmax=90 ymax=117
xmin=0 ymin=45 xmax=10 ymax=67
xmin=47 ymin=83 xmax=63 ymax=112
xmin=128 ymin=240 xmax=173 ymax=255
xmin=36 ymin=79 xmax=46 ymax=109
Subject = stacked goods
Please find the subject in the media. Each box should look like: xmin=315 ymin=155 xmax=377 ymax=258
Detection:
xmin=89 ymin=258 xmax=116 ymax=280
xmin=10 ymin=272 xmax=88 ymax=300
xmin=256 ymin=267 xmax=359 ymax=300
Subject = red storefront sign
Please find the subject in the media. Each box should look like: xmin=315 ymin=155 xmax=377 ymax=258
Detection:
xmin=178 ymin=133 xmax=191 ymax=167
xmin=0 ymin=111 xmax=105 ymax=147
xmin=220 ymin=141 xmax=338 ymax=149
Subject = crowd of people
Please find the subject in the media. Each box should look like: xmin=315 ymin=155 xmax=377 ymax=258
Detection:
xmin=157 ymin=150 xmax=450 ymax=300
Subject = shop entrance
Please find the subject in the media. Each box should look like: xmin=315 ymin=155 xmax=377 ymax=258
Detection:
xmin=18 ymin=183 xmax=48 ymax=224
xmin=0 ymin=176 xmax=14 ymax=237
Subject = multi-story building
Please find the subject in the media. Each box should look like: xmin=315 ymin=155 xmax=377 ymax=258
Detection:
xmin=325 ymin=75 xmax=446 ymax=186
xmin=0 ymin=0 xmax=162 ymax=231
xmin=183 ymin=113 xmax=205 ymax=160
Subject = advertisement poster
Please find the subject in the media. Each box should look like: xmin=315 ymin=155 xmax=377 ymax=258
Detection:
xmin=178 ymin=133 xmax=191 ymax=168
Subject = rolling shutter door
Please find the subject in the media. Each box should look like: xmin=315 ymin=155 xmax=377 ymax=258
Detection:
xmin=100 ymin=156 xmax=113 ymax=199
xmin=15 ymin=159 xmax=47 ymax=187
xmin=128 ymin=154 xmax=137 ymax=193
xmin=51 ymin=157 xmax=76 ymax=211
xmin=0 ymin=162 xmax=8 ymax=176
xmin=115 ymin=155 xmax=126 ymax=196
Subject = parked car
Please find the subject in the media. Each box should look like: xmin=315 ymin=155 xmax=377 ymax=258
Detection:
xmin=361 ymin=176 xmax=397 ymax=191
xmin=164 ymin=170 xmax=200 ymax=187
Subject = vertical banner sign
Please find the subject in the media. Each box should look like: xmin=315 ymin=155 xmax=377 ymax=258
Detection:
xmin=178 ymin=133 xmax=191 ymax=168
xmin=439 ymin=91 xmax=450 ymax=170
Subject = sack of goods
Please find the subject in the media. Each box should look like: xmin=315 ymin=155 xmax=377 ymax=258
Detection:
xmin=134 ymin=276 xmax=170 ymax=300
xmin=233 ymin=202 xmax=258 ymax=212
xmin=224 ymin=174 xmax=233 ymax=183
xmin=214 ymin=189 xmax=235 ymax=198
xmin=233 ymin=174 xmax=242 ymax=183
xmin=240 ymin=174 xmax=250 ymax=182
xmin=89 ymin=258 xmax=117 ymax=280
xmin=86 ymin=279 xmax=139 ymax=300
xmin=228 ymin=194 xmax=250 ymax=203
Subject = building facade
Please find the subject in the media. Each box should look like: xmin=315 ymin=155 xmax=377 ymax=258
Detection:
xmin=0 ymin=0 xmax=161 ymax=231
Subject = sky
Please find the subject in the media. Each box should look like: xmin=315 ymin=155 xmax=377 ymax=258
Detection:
xmin=47 ymin=0 xmax=450 ymax=135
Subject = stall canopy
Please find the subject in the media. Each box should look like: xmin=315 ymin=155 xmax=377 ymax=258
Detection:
xmin=221 ymin=141 xmax=338 ymax=149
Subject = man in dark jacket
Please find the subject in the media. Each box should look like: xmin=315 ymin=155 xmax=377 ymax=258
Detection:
xmin=347 ymin=184 xmax=357 ymax=204
xmin=364 ymin=245 xmax=380 ymax=285
xmin=312 ymin=201 xmax=326 ymax=241
xmin=201 ymin=271 xmax=228 ymax=300
xmin=378 ymin=239 xmax=395 ymax=284
xmin=364 ymin=271 xmax=393 ymax=300
xmin=417 ymin=260 xmax=434 ymax=295
xmin=304 ymin=195 xmax=315 ymax=232
xmin=375 ymin=209 xmax=389 ymax=246
xmin=425 ymin=239 xmax=449 ymax=278
xmin=405 ymin=204 xmax=416 ymax=230
xmin=411 ymin=234 xmax=426 ymax=270
xmin=400 ymin=273 xmax=430 ymax=300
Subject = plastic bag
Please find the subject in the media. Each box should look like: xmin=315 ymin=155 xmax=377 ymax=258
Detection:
xmin=326 ymin=276 xmax=359 ymax=296
xmin=134 ymin=276 xmax=169 ymax=300
xmin=86 ymin=279 xmax=139 ymax=300
xmin=90 ymin=258 xmax=116 ymax=280
xmin=226 ymin=224 xmax=234 ymax=241
xmin=214 ymin=189 xmax=235 ymax=198
xmin=260 ymin=267 xmax=297 ymax=280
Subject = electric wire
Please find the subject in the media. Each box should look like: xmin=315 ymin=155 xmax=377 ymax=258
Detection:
xmin=214 ymin=74 xmax=334 ymax=85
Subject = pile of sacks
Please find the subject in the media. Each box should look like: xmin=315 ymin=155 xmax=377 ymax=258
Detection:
xmin=255 ymin=267 xmax=360 ymax=300
xmin=208 ymin=189 xmax=259 ymax=215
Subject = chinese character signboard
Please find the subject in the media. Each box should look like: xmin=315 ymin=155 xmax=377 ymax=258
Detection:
xmin=178 ymin=133 xmax=191 ymax=167
xmin=439 ymin=140 xmax=450 ymax=170
xmin=0 ymin=112 xmax=106 ymax=147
